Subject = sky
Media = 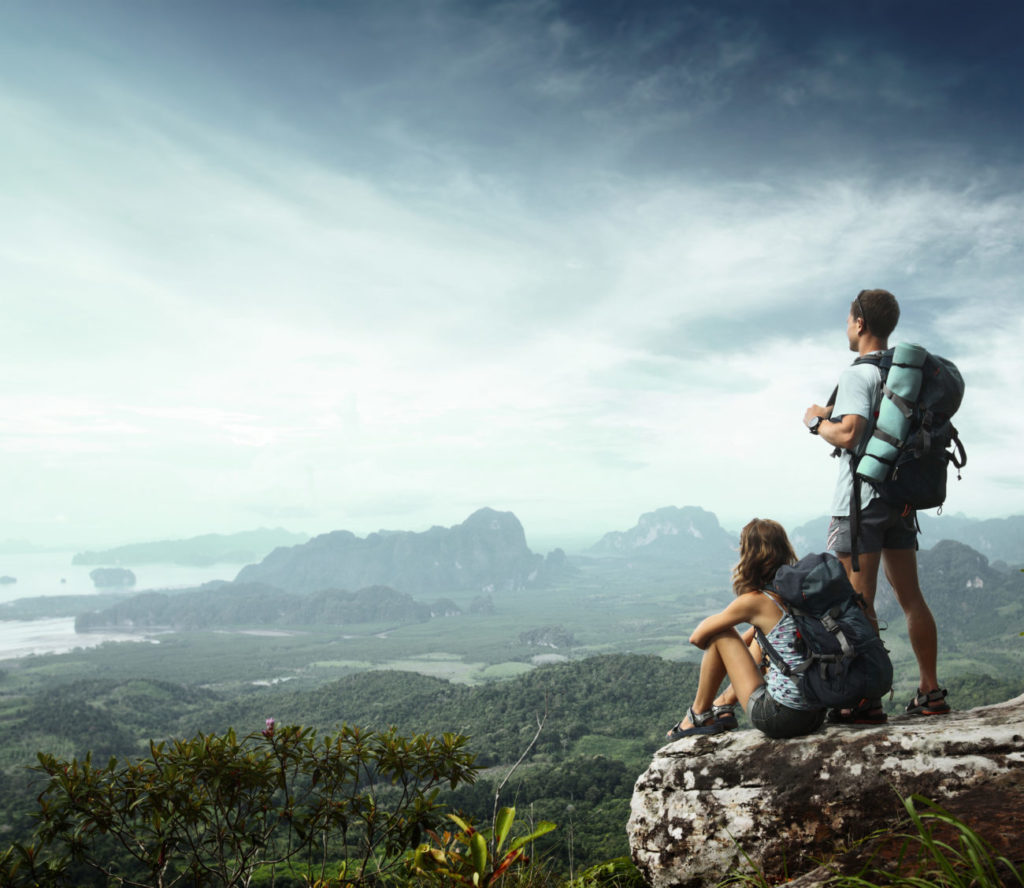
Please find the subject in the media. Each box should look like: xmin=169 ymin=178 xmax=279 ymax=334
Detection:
xmin=2 ymin=0 xmax=1022 ymax=551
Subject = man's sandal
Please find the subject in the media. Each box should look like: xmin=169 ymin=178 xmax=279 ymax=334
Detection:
xmin=666 ymin=706 xmax=725 ymax=741
xmin=905 ymin=687 xmax=950 ymax=716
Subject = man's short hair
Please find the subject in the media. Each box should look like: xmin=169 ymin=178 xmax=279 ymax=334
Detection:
xmin=851 ymin=289 xmax=900 ymax=339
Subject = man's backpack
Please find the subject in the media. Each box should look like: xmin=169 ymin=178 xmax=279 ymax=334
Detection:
xmin=829 ymin=343 xmax=967 ymax=569
xmin=754 ymin=552 xmax=893 ymax=709
xmin=854 ymin=344 xmax=967 ymax=511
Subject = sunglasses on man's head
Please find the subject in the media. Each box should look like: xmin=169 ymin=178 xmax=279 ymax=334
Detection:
xmin=856 ymin=293 xmax=869 ymax=329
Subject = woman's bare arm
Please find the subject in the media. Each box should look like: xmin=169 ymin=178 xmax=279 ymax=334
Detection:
xmin=689 ymin=593 xmax=764 ymax=650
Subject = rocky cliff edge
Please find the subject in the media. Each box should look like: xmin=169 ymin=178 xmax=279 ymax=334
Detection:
xmin=628 ymin=693 xmax=1024 ymax=887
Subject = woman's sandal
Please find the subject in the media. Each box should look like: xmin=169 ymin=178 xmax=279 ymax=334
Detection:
xmin=666 ymin=706 xmax=725 ymax=741
xmin=712 ymin=703 xmax=739 ymax=731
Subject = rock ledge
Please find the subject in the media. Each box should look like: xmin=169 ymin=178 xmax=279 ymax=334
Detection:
xmin=628 ymin=693 xmax=1024 ymax=887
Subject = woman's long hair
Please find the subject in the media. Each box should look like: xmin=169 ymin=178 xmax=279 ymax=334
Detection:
xmin=731 ymin=518 xmax=797 ymax=595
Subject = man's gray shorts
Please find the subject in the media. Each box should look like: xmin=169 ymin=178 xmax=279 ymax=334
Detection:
xmin=827 ymin=497 xmax=918 ymax=555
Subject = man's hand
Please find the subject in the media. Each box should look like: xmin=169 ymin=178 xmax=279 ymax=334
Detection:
xmin=803 ymin=404 xmax=832 ymax=427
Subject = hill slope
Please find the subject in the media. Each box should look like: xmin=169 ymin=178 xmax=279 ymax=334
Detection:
xmin=878 ymin=539 xmax=1024 ymax=644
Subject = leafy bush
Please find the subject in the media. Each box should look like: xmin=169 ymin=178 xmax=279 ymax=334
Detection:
xmin=0 ymin=722 xmax=477 ymax=887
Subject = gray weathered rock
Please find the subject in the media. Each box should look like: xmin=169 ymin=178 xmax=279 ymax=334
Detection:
xmin=628 ymin=693 xmax=1024 ymax=887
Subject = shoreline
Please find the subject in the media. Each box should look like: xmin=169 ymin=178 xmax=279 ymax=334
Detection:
xmin=0 ymin=616 xmax=158 ymax=662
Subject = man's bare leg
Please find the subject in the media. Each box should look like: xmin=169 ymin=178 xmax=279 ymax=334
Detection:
xmin=837 ymin=550 xmax=882 ymax=630
xmin=882 ymin=547 xmax=940 ymax=694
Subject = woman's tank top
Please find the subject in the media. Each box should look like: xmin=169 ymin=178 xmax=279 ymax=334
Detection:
xmin=761 ymin=594 xmax=818 ymax=711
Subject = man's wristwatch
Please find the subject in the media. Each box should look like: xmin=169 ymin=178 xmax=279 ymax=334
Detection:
xmin=808 ymin=416 xmax=824 ymax=435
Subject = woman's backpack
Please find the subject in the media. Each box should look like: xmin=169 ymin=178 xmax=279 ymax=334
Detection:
xmin=755 ymin=552 xmax=893 ymax=709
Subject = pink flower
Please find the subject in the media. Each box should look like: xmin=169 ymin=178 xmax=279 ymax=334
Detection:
xmin=262 ymin=717 xmax=275 ymax=738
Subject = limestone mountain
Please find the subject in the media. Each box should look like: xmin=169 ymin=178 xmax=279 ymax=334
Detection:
xmin=788 ymin=516 xmax=831 ymax=556
xmin=234 ymin=508 xmax=555 ymax=596
xmin=918 ymin=512 xmax=1024 ymax=564
xmin=89 ymin=567 xmax=136 ymax=588
xmin=790 ymin=512 xmax=1024 ymax=564
xmin=586 ymin=506 xmax=737 ymax=568
xmin=877 ymin=538 xmax=1024 ymax=643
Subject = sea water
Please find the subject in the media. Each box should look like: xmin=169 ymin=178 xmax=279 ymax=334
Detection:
xmin=0 ymin=552 xmax=247 ymax=660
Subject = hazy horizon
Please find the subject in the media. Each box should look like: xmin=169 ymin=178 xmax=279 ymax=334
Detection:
xmin=3 ymin=1 xmax=1021 ymax=550
xmin=1 ymin=502 xmax=1013 ymax=558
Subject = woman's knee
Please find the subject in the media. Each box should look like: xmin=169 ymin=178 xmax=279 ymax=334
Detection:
xmin=706 ymin=628 xmax=744 ymax=648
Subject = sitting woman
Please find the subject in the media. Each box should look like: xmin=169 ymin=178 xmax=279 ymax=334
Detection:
xmin=666 ymin=518 xmax=826 ymax=740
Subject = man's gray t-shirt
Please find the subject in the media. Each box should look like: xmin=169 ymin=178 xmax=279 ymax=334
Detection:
xmin=829 ymin=358 xmax=883 ymax=517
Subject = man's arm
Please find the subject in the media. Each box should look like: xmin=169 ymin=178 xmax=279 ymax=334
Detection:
xmin=818 ymin=413 xmax=867 ymax=451
xmin=805 ymin=366 xmax=875 ymax=451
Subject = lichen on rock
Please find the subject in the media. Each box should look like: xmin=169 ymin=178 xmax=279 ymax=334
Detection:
xmin=628 ymin=693 xmax=1024 ymax=887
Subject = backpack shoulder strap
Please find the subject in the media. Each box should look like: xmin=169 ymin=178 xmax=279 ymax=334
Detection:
xmin=846 ymin=351 xmax=890 ymax=569
xmin=753 ymin=626 xmax=792 ymax=676
xmin=828 ymin=350 xmax=889 ymax=452
xmin=753 ymin=593 xmax=817 ymax=678
xmin=760 ymin=589 xmax=786 ymax=616
xmin=853 ymin=349 xmax=892 ymax=371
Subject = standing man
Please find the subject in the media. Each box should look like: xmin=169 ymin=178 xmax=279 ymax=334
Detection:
xmin=803 ymin=289 xmax=949 ymax=724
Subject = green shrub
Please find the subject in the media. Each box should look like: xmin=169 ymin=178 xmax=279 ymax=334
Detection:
xmin=0 ymin=722 xmax=477 ymax=888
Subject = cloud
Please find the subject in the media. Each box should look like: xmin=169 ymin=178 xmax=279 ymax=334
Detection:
xmin=2 ymin=1 xmax=1021 ymax=546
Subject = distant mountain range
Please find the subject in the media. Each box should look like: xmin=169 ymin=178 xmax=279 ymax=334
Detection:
xmin=73 ymin=509 xmax=568 ymax=632
xmin=234 ymin=508 xmax=571 ymax=596
xmin=65 ymin=506 xmax=1022 ymax=637
xmin=54 ymin=506 xmax=1024 ymax=631
xmin=582 ymin=505 xmax=1024 ymax=573
xmin=585 ymin=510 xmax=1024 ymax=565
xmin=790 ymin=513 xmax=1024 ymax=565
xmin=587 ymin=506 xmax=737 ymax=566
xmin=72 ymin=528 xmax=309 ymax=567
xmin=918 ymin=513 xmax=1024 ymax=564
xmin=877 ymin=539 xmax=1024 ymax=644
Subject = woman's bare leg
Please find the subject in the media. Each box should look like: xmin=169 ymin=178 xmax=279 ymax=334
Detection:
xmin=676 ymin=629 xmax=766 ymax=729
xmin=711 ymin=629 xmax=764 ymax=708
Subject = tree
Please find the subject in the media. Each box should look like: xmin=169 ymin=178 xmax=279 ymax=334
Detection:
xmin=0 ymin=721 xmax=477 ymax=888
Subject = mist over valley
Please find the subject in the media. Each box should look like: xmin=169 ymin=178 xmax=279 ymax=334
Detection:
xmin=2 ymin=504 xmax=1022 ymax=875
xmin=3 ymin=504 xmax=1021 ymax=672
